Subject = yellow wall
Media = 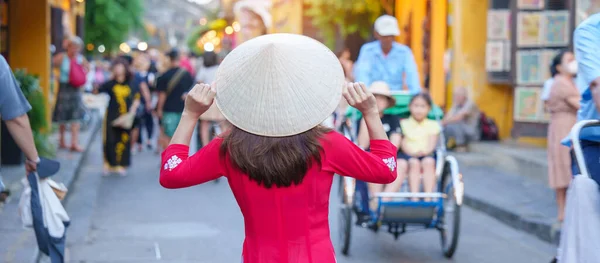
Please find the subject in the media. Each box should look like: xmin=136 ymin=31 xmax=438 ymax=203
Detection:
xmin=429 ymin=0 xmax=446 ymax=106
xmin=9 ymin=0 xmax=51 ymax=124
xmin=449 ymin=0 xmax=513 ymax=139
xmin=410 ymin=1 xmax=426 ymax=87
xmin=271 ymin=0 xmax=302 ymax=34
xmin=395 ymin=0 xmax=412 ymax=45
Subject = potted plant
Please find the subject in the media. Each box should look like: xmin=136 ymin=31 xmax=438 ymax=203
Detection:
xmin=1 ymin=70 xmax=55 ymax=165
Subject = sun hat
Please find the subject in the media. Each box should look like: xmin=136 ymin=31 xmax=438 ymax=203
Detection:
xmin=370 ymin=81 xmax=397 ymax=107
xmin=234 ymin=0 xmax=273 ymax=29
xmin=374 ymin=15 xmax=401 ymax=37
xmin=214 ymin=33 xmax=345 ymax=137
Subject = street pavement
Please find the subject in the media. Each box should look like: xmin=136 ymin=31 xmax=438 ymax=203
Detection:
xmin=63 ymin=138 xmax=556 ymax=263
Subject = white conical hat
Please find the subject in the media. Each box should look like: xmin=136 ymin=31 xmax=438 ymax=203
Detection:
xmin=214 ymin=33 xmax=344 ymax=137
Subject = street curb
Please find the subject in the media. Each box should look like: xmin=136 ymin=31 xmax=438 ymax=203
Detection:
xmin=33 ymin=112 xmax=101 ymax=263
xmin=463 ymin=193 xmax=553 ymax=244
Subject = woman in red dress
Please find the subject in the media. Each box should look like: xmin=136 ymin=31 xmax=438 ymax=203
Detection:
xmin=159 ymin=34 xmax=398 ymax=263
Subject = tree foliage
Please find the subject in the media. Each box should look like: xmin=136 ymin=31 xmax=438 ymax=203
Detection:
xmin=85 ymin=0 xmax=145 ymax=54
xmin=304 ymin=0 xmax=393 ymax=49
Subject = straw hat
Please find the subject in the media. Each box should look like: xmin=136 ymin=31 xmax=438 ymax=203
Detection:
xmin=214 ymin=33 xmax=344 ymax=137
xmin=370 ymin=81 xmax=396 ymax=107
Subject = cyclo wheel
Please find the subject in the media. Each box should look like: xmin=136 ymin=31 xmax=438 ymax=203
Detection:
xmin=439 ymin=164 xmax=461 ymax=258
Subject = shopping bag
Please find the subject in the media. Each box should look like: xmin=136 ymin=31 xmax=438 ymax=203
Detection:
xmin=558 ymin=175 xmax=600 ymax=263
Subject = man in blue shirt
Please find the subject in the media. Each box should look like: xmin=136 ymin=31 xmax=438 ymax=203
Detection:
xmin=0 ymin=56 xmax=40 ymax=202
xmin=566 ymin=13 xmax=600 ymax=185
xmin=353 ymin=15 xmax=421 ymax=94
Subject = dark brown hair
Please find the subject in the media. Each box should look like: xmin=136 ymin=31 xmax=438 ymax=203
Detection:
xmin=220 ymin=125 xmax=331 ymax=188
xmin=111 ymin=57 xmax=133 ymax=83
xmin=409 ymin=92 xmax=433 ymax=107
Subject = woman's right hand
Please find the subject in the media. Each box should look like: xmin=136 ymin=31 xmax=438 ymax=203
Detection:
xmin=183 ymin=83 xmax=216 ymax=119
xmin=343 ymin=82 xmax=378 ymax=115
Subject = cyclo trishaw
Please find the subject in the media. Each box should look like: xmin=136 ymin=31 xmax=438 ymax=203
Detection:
xmin=337 ymin=91 xmax=465 ymax=258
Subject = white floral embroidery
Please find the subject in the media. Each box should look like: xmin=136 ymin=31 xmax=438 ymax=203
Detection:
xmin=382 ymin=157 xmax=396 ymax=172
xmin=164 ymin=155 xmax=182 ymax=171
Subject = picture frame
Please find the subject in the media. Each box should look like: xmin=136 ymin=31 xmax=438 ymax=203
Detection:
xmin=517 ymin=50 xmax=543 ymax=84
xmin=517 ymin=12 xmax=544 ymax=47
xmin=487 ymin=10 xmax=511 ymax=40
xmin=514 ymin=87 xmax=543 ymax=122
xmin=503 ymin=42 xmax=511 ymax=71
xmin=540 ymin=49 xmax=561 ymax=81
xmin=486 ymin=41 xmax=505 ymax=72
xmin=517 ymin=0 xmax=545 ymax=10
xmin=544 ymin=11 xmax=570 ymax=46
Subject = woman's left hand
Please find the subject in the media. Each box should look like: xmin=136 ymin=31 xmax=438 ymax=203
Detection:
xmin=183 ymin=83 xmax=216 ymax=119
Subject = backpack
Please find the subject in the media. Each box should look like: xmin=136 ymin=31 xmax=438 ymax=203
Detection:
xmin=479 ymin=112 xmax=499 ymax=141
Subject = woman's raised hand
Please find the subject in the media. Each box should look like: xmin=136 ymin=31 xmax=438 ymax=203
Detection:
xmin=343 ymin=82 xmax=378 ymax=116
xmin=183 ymin=83 xmax=216 ymax=119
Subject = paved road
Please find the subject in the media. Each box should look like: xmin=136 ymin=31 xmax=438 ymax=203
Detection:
xmin=64 ymin=139 xmax=556 ymax=263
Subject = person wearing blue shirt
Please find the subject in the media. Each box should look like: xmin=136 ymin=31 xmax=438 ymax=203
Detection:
xmin=564 ymin=13 xmax=600 ymax=186
xmin=353 ymin=15 xmax=422 ymax=94
xmin=0 ymin=56 xmax=41 ymax=202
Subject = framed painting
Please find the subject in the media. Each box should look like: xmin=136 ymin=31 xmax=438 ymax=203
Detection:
xmin=517 ymin=50 xmax=543 ymax=84
xmin=540 ymin=49 xmax=561 ymax=81
xmin=487 ymin=10 xmax=511 ymax=40
xmin=486 ymin=41 xmax=504 ymax=72
xmin=503 ymin=42 xmax=511 ymax=71
xmin=544 ymin=11 xmax=570 ymax=46
xmin=517 ymin=12 xmax=544 ymax=47
xmin=518 ymin=0 xmax=545 ymax=9
xmin=514 ymin=87 xmax=543 ymax=122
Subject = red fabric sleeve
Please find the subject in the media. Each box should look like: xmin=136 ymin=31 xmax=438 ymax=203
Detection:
xmin=322 ymin=132 xmax=398 ymax=184
xmin=159 ymin=138 xmax=224 ymax=189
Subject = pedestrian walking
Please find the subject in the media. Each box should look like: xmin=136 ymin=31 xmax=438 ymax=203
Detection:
xmin=159 ymin=34 xmax=398 ymax=263
xmin=0 ymin=55 xmax=41 ymax=202
xmin=155 ymin=49 xmax=195 ymax=151
xmin=196 ymin=51 xmax=227 ymax=149
xmin=131 ymin=53 xmax=154 ymax=153
xmin=545 ymin=51 xmax=580 ymax=224
xmin=95 ymin=58 xmax=141 ymax=176
xmin=51 ymin=36 xmax=88 ymax=152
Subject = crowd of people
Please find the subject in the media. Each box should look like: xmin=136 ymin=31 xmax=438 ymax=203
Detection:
xmin=1 ymin=2 xmax=600 ymax=261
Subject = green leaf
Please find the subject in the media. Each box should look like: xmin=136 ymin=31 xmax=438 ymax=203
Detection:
xmin=85 ymin=0 xmax=145 ymax=54
xmin=303 ymin=0 xmax=384 ymax=48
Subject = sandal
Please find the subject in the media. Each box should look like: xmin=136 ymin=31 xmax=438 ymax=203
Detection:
xmin=70 ymin=145 xmax=84 ymax=152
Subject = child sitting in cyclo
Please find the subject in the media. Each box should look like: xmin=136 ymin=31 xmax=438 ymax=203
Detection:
xmin=357 ymin=81 xmax=408 ymax=209
xmin=399 ymin=93 xmax=440 ymax=202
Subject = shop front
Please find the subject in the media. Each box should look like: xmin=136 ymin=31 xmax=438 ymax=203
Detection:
xmin=0 ymin=0 xmax=84 ymax=164
xmin=484 ymin=0 xmax=577 ymax=145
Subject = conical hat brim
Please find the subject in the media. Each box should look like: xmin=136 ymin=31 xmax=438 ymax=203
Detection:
xmin=214 ymin=34 xmax=344 ymax=137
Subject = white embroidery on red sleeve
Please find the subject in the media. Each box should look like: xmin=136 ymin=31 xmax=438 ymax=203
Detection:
xmin=382 ymin=157 xmax=397 ymax=172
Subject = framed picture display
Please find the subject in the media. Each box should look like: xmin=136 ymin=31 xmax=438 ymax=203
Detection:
xmin=514 ymin=87 xmax=543 ymax=122
xmin=544 ymin=11 xmax=570 ymax=46
xmin=518 ymin=0 xmax=545 ymax=9
xmin=503 ymin=42 xmax=511 ymax=71
xmin=517 ymin=50 xmax=543 ymax=84
xmin=487 ymin=10 xmax=511 ymax=40
xmin=517 ymin=12 xmax=544 ymax=47
xmin=540 ymin=49 xmax=561 ymax=80
xmin=486 ymin=41 xmax=504 ymax=72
